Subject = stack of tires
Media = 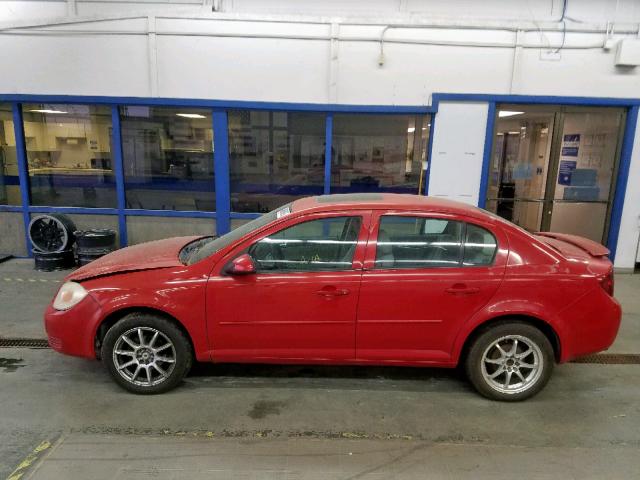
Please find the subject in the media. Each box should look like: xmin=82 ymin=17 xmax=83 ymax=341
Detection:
xmin=75 ymin=229 xmax=117 ymax=266
xmin=28 ymin=214 xmax=118 ymax=271
xmin=28 ymin=214 xmax=77 ymax=271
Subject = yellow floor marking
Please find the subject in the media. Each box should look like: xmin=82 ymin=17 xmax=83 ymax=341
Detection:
xmin=6 ymin=440 xmax=51 ymax=480
xmin=1 ymin=277 xmax=60 ymax=283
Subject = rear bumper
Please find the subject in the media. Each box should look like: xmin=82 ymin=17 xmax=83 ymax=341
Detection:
xmin=558 ymin=288 xmax=622 ymax=362
xmin=44 ymin=294 xmax=102 ymax=359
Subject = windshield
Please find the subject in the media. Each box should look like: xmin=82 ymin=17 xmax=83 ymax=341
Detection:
xmin=182 ymin=204 xmax=292 ymax=265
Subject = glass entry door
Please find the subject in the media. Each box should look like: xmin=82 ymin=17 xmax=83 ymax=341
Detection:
xmin=486 ymin=105 xmax=625 ymax=243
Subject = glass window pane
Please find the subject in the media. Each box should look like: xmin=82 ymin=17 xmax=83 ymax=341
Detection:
xmin=120 ymin=106 xmax=214 ymax=211
xmin=376 ymin=216 xmax=463 ymax=269
xmin=463 ymin=224 xmax=497 ymax=266
xmin=249 ymin=216 xmax=361 ymax=272
xmin=228 ymin=111 xmax=326 ymax=213
xmin=332 ymin=114 xmax=430 ymax=195
xmin=0 ymin=104 xmax=20 ymax=206
xmin=23 ymin=104 xmax=115 ymax=208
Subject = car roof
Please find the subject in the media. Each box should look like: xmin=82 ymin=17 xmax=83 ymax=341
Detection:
xmin=292 ymin=193 xmax=494 ymax=222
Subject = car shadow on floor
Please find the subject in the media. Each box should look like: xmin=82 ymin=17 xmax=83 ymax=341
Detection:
xmin=186 ymin=362 xmax=470 ymax=392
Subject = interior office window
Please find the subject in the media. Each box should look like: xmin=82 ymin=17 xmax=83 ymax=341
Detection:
xmin=228 ymin=111 xmax=325 ymax=213
xmin=375 ymin=216 xmax=463 ymax=269
xmin=463 ymin=224 xmax=497 ymax=266
xmin=22 ymin=104 xmax=116 ymax=208
xmin=120 ymin=106 xmax=215 ymax=211
xmin=0 ymin=104 xmax=20 ymax=206
xmin=331 ymin=114 xmax=430 ymax=195
xmin=249 ymin=216 xmax=361 ymax=272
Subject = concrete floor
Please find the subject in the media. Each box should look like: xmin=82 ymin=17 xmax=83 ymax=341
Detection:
xmin=1 ymin=258 xmax=639 ymax=479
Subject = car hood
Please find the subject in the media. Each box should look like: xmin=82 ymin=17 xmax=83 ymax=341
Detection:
xmin=66 ymin=236 xmax=202 ymax=282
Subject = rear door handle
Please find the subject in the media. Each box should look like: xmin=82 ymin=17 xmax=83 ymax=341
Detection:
xmin=445 ymin=284 xmax=480 ymax=295
xmin=315 ymin=286 xmax=350 ymax=297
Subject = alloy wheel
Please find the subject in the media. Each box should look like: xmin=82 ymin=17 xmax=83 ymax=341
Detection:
xmin=480 ymin=334 xmax=544 ymax=395
xmin=112 ymin=327 xmax=177 ymax=387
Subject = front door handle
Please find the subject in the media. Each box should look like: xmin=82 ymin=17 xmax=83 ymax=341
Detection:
xmin=445 ymin=284 xmax=480 ymax=295
xmin=314 ymin=286 xmax=350 ymax=297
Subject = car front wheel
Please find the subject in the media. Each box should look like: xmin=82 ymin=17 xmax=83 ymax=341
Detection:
xmin=102 ymin=313 xmax=193 ymax=394
xmin=465 ymin=322 xmax=554 ymax=401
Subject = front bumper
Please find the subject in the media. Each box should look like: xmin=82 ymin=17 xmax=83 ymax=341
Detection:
xmin=44 ymin=294 xmax=103 ymax=359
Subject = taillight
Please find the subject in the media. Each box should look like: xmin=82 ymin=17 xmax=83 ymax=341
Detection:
xmin=600 ymin=270 xmax=614 ymax=296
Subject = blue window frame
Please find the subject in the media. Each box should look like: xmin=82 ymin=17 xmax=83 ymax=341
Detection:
xmin=0 ymin=92 xmax=636 ymax=263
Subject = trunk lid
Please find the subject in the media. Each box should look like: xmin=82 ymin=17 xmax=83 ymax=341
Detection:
xmin=534 ymin=232 xmax=613 ymax=284
xmin=534 ymin=232 xmax=609 ymax=259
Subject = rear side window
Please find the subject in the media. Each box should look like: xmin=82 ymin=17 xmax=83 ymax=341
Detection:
xmin=375 ymin=216 xmax=464 ymax=269
xmin=249 ymin=216 xmax=361 ymax=272
xmin=463 ymin=224 xmax=497 ymax=266
xmin=374 ymin=216 xmax=498 ymax=269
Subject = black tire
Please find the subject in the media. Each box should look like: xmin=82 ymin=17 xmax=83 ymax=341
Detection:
xmin=29 ymin=214 xmax=77 ymax=253
xmin=75 ymin=229 xmax=116 ymax=249
xmin=101 ymin=313 xmax=193 ymax=394
xmin=33 ymin=249 xmax=76 ymax=271
xmin=465 ymin=322 xmax=554 ymax=402
xmin=76 ymin=247 xmax=114 ymax=266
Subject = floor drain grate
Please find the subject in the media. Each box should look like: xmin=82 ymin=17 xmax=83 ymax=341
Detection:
xmin=571 ymin=353 xmax=640 ymax=365
xmin=0 ymin=338 xmax=50 ymax=348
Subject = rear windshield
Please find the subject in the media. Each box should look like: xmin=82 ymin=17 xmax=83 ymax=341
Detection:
xmin=182 ymin=204 xmax=292 ymax=265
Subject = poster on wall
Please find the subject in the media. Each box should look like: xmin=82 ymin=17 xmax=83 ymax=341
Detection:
xmin=558 ymin=134 xmax=580 ymax=186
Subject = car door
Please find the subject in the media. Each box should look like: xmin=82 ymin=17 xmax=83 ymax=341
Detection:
xmin=356 ymin=211 xmax=508 ymax=364
xmin=207 ymin=211 xmax=371 ymax=362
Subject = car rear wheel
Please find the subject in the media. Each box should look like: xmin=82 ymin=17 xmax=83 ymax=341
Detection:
xmin=102 ymin=313 xmax=193 ymax=394
xmin=465 ymin=322 xmax=554 ymax=401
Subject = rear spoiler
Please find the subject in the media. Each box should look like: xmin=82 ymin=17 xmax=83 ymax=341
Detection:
xmin=535 ymin=232 xmax=610 ymax=257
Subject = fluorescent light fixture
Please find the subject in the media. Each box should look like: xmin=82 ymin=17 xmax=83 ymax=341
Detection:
xmin=508 ymin=131 xmax=521 ymax=135
xmin=176 ymin=113 xmax=206 ymax=119
xmin=498 ymin=110 xmax=524 ymax=118
xmin=30 ymin=109 xmax=67 ymax=114
xmin=407 ymin=127 xmax=416 ymax=133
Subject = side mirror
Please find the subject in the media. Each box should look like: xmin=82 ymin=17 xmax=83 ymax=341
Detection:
xmin=225 ymin=254 xmax=256 ymax=275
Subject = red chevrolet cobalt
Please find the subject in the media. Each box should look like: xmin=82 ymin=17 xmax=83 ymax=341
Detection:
xmin=45 ymin=194 xmax=621 ymax=401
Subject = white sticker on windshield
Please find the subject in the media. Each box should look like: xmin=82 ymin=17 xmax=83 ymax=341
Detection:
xmin=276 ymin=206 xmax=291 ymax=219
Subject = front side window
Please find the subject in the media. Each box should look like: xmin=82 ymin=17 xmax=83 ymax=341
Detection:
xmin=375 ymin=216 xmax=463 ymax=269
xmin=249 ymin=216 xmax=361 ymax=272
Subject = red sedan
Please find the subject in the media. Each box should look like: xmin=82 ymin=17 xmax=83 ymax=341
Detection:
xmin=45 ymin=194 xmax=621 ymax=401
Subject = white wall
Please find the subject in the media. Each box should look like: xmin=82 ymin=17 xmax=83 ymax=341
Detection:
xmin=1 ymin=1 xmax=640 ymax=102
xmin=427 ymin=101 xmax=489 ymax=206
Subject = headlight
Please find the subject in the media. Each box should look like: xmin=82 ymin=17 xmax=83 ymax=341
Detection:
xmin=53 ymin=282 xmax=89 ymax=311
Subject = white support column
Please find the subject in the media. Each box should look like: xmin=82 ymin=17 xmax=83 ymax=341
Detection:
xmin=328 ymin=22 xmax=340 ymax=103
xmin=147 ymin=15 xmax=158 ymax=97
xmin=614 ymin=120 xmax=640 ymax=271
xmin=428 ymin=101 xmax=490 ymax=206
xmin=66 ymin=0 xmax=77 ymax=16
